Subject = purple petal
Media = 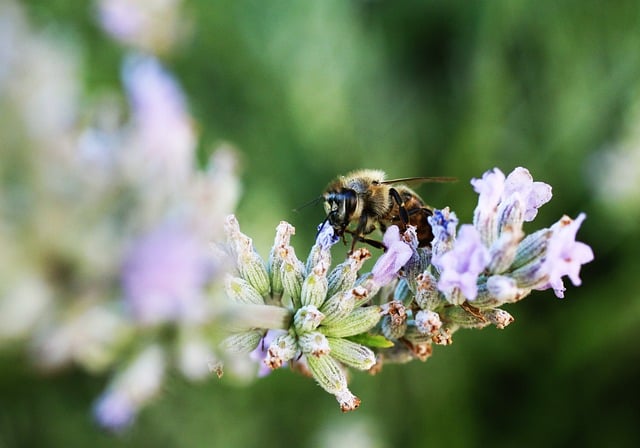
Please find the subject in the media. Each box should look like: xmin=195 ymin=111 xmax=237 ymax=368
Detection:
xmin=433 ymin=225 xmax=490 ymax=301
xmin=503 ymin=167 xmax=552 ymax=221
xmin=371 ymin=226 xmax=413 ymax=286
xmin=542 ymin=213 xmax=594 ymax=298
xmin=316 ymin=220 xmax=339 ymax=250
xmin=122 ymin=222 xmax=212 ymax=324
xmin=93 ymin=390 xmax=136 ymax=432
xmin=471 ymin=168 xmax=505 ymax=212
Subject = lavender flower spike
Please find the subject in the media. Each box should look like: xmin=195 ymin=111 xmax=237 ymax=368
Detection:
xmin=539 ymin=213 xmax=594 ymax=298
xmin=433 ymin=224 xmax=490 ymax=302
xmin=371 ymin=226 xmax=413 ymax=286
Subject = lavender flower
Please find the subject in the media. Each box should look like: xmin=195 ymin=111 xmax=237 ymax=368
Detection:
xmin=93 ymin=390 xmax=136 ymax=432
xmin=538 ymin=213 xmax=594 ymax=298
xmin=433 ymin=224 xmax=490 ymax=302
xmin=427 ymin=207 xmax=458 ymax=258
xmin=97 ymin=0 xmax=185 ymax=53
xmin=503 ymin=167 xmax=552 ymax=221
xmin=121 ymin=221 xmax=213 ymax=325
xmin=471 ymin=168 xmax=505 ymax=213
xmin=121 ymin=54 xmax=196 ymax=187
xmin=94 ymin=345 xmax=165 ymax=431
xmin=371 ymin=226 xmax=413 ymax=286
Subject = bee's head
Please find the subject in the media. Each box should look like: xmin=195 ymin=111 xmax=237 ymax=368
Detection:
xmin=323 ymin=189 xmax=357 ymax=235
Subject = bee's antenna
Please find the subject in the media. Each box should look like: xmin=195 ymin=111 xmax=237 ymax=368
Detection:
xmin=293 ymin=195 xmax=324 ymax=213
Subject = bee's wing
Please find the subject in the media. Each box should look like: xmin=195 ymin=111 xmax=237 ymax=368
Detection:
xmin=382 ymin=176 xmax=457 ymax=186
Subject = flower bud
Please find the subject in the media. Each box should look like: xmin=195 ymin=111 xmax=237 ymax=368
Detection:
xmin=224 ymin=275 xmax=264 ymax=305
xmin=305 ymin=353 xmax=359 ymax=412
xmin=300 ymin=260 xmax=329 ymax=308
xmin=225 ymin=216 xmax=271 ymax=296
xmin=220 ymin=330 xmax=263 ymax=354
xmin=327 ymin=248 xmax=371 ymax=297
xmin=474 ymin=275 xmax=524 ymax=308
xmin=393 ymin=279 xmax=411 ymax=304
xmin=264 ymin=333 xmax=297 ymax=370
xmin=431 ymin=327 xmax=453 ymax=345
xmin=442 ymin=306 xmax=489 ymax=329
xmin=280 ymin=245 xmax=305 ymax=308
xmin=380 ymin=301 xmax=407 ymax=339
xmin=495 ymin=194 xmax=525 ymax=237
xmin=484 ymin=308 xmax=515 ymax=329
xmin=320 ymin=306 xmax=382 ymax=338
xmin=327 ymin=337 xmax=376 ymax=371
xmin=487 ymin=225 xmax=524 ymax=274
xmin=294 ymin=305 xmax=325 ymax=333
xmin=414 ymin=309 xmax=442 ymax=335
xmin=267 ymin=221 xmax=295 ymax=296
xmin=320 ymin=289 xmax=357 ymax=326
xmin=401 ymin=329 xmax=433 ymax=362
xmin=299 ymin=331 xmax=331 ymax=357
xmin=381 ymin=315 xmax=407 ymax=339
xmin=510 ymin=228 xmax=552 ymax=270
xmin=414 ymin=271 xmax=441 ymax=310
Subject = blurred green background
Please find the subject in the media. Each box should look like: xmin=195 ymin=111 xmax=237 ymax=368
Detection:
xmin=2 ymin=0 xmax=640 ymax=446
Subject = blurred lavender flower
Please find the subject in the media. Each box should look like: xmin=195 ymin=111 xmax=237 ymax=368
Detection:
xmin=122 ymin=221 xmax=213 ymax=325
xmin=121 ymin=54 xmax=196 ymax=189
xmin=96 ymin=0 xmax=186 ymax=53
xmin=93 ymin=345 xmax=165 ymax=432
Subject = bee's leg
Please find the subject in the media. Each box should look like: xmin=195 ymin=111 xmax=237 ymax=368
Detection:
xmin=345 ymin=229 xmax=386 ymax=251
xmin=389 ymin=188 xmax=410 ymax=228
xmin=407 ymin=207 xmax=434 ymax=247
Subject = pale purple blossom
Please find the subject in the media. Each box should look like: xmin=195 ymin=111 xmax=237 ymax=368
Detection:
xmin=121 ymin=222 xmax=212 ymax=324
xmin=93 ymin=389 xmax=136 ymax=432
xmin=503 ymin=167 xmax=552 ymax=221
xmin=471 ymin=168 xmax=506 ymax=213
xmin=96 ymin=0 xmax=183 ymax=52
xmin=93 ymin=345 xmax=165 ymax=431
xmin=538 ymin=213 xmax=594 ymax=298
xmin=97 ymin=0 xmax=146 ymax=44
xmin=371 ymin=226 xmax=413 ymax=286
xmin=428 ymin=208 xmax=458 ymax=243
xmin=122 ymin=54 xmax=195 ymax=184
xmin=316 ymin=220 xmax=340 ymax=250
xmin=433 ymin=225 xmax=490 ymax=301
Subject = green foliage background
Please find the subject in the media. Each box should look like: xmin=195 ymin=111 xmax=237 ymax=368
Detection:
xmin=3 ymin=1 xmax=640 ymax=446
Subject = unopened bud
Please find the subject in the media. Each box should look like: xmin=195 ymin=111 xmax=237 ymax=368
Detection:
xmin=484 ymin=308 xmax=515 ymax=329
xmin=294 ymin=305 xmax=325 ymax=333
xmin=299 ymin=332 xmax=331 ymax=357
xmin=300 ymin=260 xmax=329 ymax=308
xmin=264 ymin=333 xmax=297 ymax=370
xmin=320 ymin=306 xmax=382 ymax=338
xmin=327 ymin=337 xmax=376 ymax=370
xmin=414 ymin=310 xmax=442 ymax=335
xmin=224 ymin=275 xmax=264 ymax=305
xmin=220 ymin=330 xmax=263 ymax=354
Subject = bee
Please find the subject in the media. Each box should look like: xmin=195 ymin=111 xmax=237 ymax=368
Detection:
xmin=322 ymin=169 xmax=454 ymax=252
